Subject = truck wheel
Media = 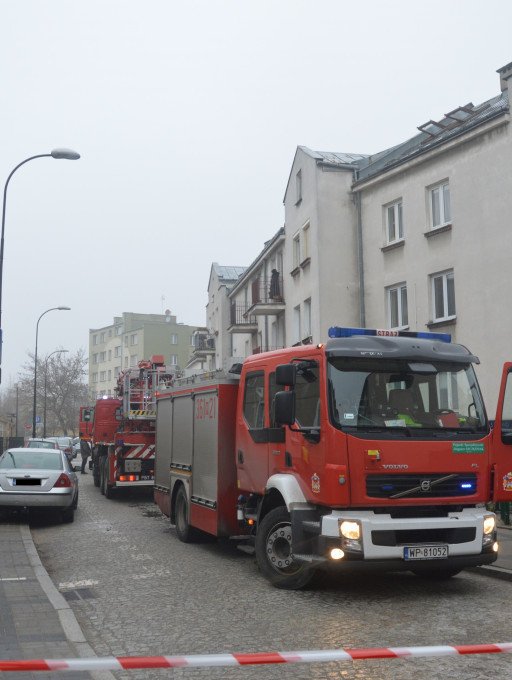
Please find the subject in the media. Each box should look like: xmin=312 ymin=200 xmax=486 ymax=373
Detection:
xmin=174 ymin=485 xmax=197 ymax=543
xmin=99 ymin=458 xmax=105 ymax=495
xmin=93 ymin=458 xmax=100 ymax=487
xmin=102 ymin=458 xmax=114 ymax=499
xmin=255 ymin=506 xmax=314 ymax=590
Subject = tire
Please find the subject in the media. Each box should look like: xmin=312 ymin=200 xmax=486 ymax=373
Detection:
xmin=255 ymin=506 xmax=315 ymax=590
xmin=62 ymin=506 xmax=75 ymax=523
xmin=412 ymin=568 xmax=461 ymax=580
xmin=99 ymin=457 xmax=105 ymax=495
xmin=174 ymin=485 xmax=197 ymax=543
xmin=102 ymin=457 xmax=114 ymax=499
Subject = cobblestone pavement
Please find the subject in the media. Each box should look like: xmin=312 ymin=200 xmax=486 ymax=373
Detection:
xmin=29 ymin=474 xmax=512 ymax=680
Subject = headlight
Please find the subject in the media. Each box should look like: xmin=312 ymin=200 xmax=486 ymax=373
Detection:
xmin=483 ymin=515 xmax=496 ymax=535
xmin=340 ymin=520 xmax=360 ymax=540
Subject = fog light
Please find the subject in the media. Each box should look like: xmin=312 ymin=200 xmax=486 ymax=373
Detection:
xmin=330 ymin=548 xmax=344 ymax=560
xmin=493 ymin=542 xmax=499 ymax=553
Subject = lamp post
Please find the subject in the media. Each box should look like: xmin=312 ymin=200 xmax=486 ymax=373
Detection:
xmin=32 ymin=307 xmax=71 ymax=438
xmin=0 ymin=148 xmax=80 ymax=382
xmin=43 ymin=349 xmax=68 ymax=437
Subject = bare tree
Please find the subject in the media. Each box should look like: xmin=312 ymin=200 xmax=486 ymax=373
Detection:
xmin=17 ymin=349 xmax=89 ymax=436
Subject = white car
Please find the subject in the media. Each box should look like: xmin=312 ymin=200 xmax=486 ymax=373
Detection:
xmin=0 ymin=447 xmax=79 ymax=522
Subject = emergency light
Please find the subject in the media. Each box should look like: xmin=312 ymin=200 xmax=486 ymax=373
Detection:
xmin=328 ymin=327 xmax=451 ymax=343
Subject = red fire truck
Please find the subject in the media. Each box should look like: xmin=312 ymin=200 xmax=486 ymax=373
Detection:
xmin=80 ymin=356 xmax=175 ymax=497
xmin=154 ymin=328 xmax=512 ymax=589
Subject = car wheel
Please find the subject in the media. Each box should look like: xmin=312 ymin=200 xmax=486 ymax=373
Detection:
xmin=62 ymin=506 xmax=75 ymax=523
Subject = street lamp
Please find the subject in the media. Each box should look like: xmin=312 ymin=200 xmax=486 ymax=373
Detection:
xmin=43 ymin=349 xmax=69 ymax=437
xmin=32 ymin=307 xmax=71 ymax=438
xmin=0 ymin=148 xmax=80 ymax=382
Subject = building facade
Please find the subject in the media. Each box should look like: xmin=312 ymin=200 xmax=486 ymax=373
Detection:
xmin=191 ymin=61 xmax=512 ymax=416
xmin=89 ymin=312 xmax=198 ymax=400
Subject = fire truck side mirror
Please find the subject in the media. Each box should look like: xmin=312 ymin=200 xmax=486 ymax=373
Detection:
xmin=115 ymin=407 xmax=122 ymax=421
xmin=276 ymin=364 xmax=296 ymax=387
xmin=275 ymin=390 xmax=295 ymax=426
xmin=83 ymin=409 xmax=93 ymax=422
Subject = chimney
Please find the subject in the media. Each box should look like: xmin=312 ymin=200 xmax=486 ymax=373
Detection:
xmin=497 ymin=61 xmax=512 ymax=92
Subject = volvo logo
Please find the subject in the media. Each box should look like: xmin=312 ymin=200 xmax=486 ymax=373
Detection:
xmin=382 ymin=464 xmax=408 ymax=470
xmin=420 ymin=479 xmax=432 ymax=492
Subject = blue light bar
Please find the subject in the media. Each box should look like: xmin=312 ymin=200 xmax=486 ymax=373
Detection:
xmin=328 ymin=327 xmax=451 ymax=343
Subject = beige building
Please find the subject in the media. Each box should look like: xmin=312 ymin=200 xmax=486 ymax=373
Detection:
xmin=89 ymin=312 xmax=199 ymax=400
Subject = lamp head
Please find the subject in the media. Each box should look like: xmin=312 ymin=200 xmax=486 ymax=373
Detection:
xmin=57 ymin=306 xmax=71 ymax=311
xmin=50 ymin=148 xmax=80 ymax=160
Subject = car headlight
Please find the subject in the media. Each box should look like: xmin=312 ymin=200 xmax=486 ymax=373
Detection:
xmin=340 ymin=520 xmax=360 ymax=540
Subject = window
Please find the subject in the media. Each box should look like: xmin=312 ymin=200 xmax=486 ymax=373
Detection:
xmin=115 ymin=325 xmax=123 ymax=335
xmin=302 ymin=222 xmax=310 ymax=260
xmin=108 ymin=370 xmax=111 ymax=381
xmin=293 ymin=233 xmax=301 ymax=268
xmin=243 ymin=372 xmax=265 ymax=429
xmin=430 ymin=181 xmax=451 ymax=229
xmin=92 ymin=353 xmax=98 ymax=364
xmin=108 ymin=350 xmax=112 ymax=361
xmin=388 ymin=285 xmax=408 ymax=329
xmin=92 ymin=372 xmax=98 ymax=383
xmin=100 ymin=371 xmax=107 ymax=382
xmin=100 ymin=351 xmax=106 ymax=362
xmin=170 ymin=334 xmax=178 ymax=345
xmin=130 ymin=334 xmax=138 ymax=346
xmin=114 ymin=345 xmax=121 ymax=358
xmin=293 ymin=305 xmax=301 ymax=344
xmin=170 ymin=354 xmax=178 ymax=365
xmin=386 ymin=201 xmax=403 ymax=243
xmin=296 ymin=169 xmax=302 ymax=203
xmin=100 ymin=332 xmax=106 ymax=343
xmin=432 ymin=270 xmax=455 ymax=321
xmin=295 ymin=362 xmax=320 ymax=428
xmin=93 ymin=335 xmax=98 ymax=346
xmin=304 ymin=298 xmax=312 ymax=338
xmin=130 ymin=354 xmax=138 ymax=366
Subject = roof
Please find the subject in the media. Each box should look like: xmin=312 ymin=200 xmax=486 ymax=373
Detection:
xmin=354 ymin=88 xmax=510 ymax=185
xmin=211 ymin=264 xmax=247 ymax=283
xmin=299 ymin=147 xmax=369 ymax=167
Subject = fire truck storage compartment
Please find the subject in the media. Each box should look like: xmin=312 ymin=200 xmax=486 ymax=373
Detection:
xmin=155 ymin=376 xmax=239 ymax=537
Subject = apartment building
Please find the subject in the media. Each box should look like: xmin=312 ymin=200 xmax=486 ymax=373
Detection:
xmin=227 ymin=228 xmax=286 ymax=358
xmin=89 ymin=312 xmax=198 ymax=399
xmin=186 ymin=264 xmax=246 ymax=373
xmin=191 ymin=60 xmax=512 ymax=415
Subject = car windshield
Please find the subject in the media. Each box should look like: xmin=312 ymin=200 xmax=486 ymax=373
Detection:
xmin=29 ymin=441 xmax=56 ymax=449
xmin=327 ymin=357 xmax=488 ymax=434
xmin=0 ymin=451 xmax=63 ymax=470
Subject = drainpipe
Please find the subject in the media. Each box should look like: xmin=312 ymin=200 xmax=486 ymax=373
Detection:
xmin=263 ymin=260 xmax=269 ymax=351
xmin=355 ymin=190 xmax=365 ymax=327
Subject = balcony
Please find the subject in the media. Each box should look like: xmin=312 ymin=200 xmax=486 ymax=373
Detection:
xmin=228 ymin=303 xmax=258 ymax=334
xmin=192 ymin=335 xmax=216 ymax=357
xmin=247 ymin=274 xmax=286 ymax=316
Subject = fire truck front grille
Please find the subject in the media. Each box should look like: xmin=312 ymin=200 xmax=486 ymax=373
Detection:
xmin=366 ymin=473 xmax=477 ymax=499
xmin=372 ymin=527 xmax=476 ymax=547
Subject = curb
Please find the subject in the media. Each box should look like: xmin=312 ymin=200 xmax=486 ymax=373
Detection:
xmin=20 ymin=524 xmax=115 ymax=680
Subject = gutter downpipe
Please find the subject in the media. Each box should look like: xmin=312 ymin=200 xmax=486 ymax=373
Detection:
xmin=355 ymin=184 xmax=365 ymax=328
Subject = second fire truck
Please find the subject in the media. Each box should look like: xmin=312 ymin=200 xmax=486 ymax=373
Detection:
xmin=80 ymin=356 xmax=175 ymax=497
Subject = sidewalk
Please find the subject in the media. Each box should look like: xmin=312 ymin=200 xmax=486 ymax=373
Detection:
xmin=0 ymin=521 xmax=511 ymax=675
xmin=0 ymin=522 xmax=114 ymax=679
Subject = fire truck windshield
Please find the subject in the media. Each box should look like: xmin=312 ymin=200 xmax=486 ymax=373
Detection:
xmin=327 ymin=357 xmax=488 ymax=435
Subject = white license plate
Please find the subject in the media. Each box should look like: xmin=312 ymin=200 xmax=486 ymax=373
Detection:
xmin=404 ymin=545 xmax=448 ymax=560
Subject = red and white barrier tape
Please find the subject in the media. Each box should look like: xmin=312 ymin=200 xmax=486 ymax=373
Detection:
xmin=1 ymin=643 xmax=512 ymax=672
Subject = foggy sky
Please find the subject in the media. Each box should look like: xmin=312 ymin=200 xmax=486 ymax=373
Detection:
xmin=0 ymin=0 xmax=510 ymax=388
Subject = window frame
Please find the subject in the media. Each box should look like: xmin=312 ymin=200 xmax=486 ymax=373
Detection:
xmin=385 ymin=201 xmax=404 ymax=244
xmin=387 ymin=284 xmax=408 ymax=329
xmin=429 ymin=181 xmax=451 ymax=230
xmin=431 ymin=270 xmax=456 ymax=322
